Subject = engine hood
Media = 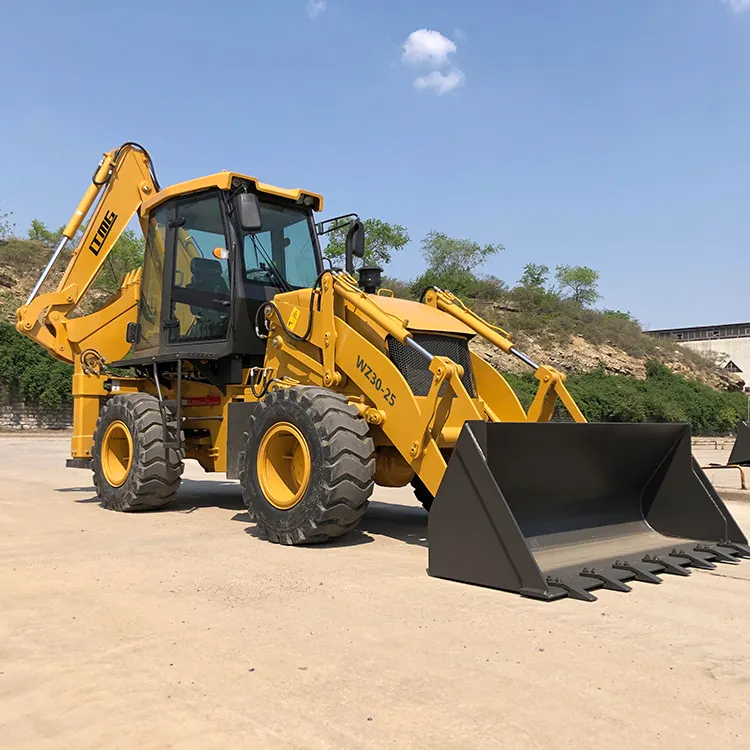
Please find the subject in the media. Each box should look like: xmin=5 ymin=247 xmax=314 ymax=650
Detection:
xmin=367 ymin=295 xmax=475 ymax=337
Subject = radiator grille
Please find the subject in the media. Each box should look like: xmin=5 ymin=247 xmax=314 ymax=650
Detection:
xmin=386 ymin=334 xmax=477 ymax=397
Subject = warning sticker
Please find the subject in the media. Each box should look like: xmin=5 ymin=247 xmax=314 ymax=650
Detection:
xmin=288 ymin=307 xmax=301 ymax=331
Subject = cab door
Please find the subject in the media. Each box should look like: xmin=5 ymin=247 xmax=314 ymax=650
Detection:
xmin=134 ymin=204 xmax=168 ymax=354
xmin=165 ymin=192 xmax=232 ymax=345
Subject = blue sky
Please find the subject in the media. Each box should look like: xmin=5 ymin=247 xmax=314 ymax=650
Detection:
xmin=1 ymin=0 xmax=749 ymax=329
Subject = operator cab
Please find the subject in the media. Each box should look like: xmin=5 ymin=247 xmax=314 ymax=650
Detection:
xmin=130 ymin=174 xmax=324 ymax=381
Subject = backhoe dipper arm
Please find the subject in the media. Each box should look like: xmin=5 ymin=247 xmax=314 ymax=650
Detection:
xmin=15 ymin=143 xmax=159 ymax=363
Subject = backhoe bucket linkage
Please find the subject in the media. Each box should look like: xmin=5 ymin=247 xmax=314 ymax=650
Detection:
xmin=428 ymin=422 xmax=749 ymax=602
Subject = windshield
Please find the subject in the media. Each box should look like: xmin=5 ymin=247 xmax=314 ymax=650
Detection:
xmin=242 ymin=202 xmax=319 ymax=289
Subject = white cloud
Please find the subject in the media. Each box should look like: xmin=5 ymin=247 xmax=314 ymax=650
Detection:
xmin=306 ymin=0 xmax=326 ymax=19
xmin=402 ymin=29 xmax=457 ymax=66
xmin=725 ymin=0 xmax=750 ymax=13
xmin=413 ymin=69 xmax=464 ymax=95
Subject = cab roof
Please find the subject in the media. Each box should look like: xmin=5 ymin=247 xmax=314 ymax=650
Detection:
xmin=140 ymin=171 xmax=324 ymax=214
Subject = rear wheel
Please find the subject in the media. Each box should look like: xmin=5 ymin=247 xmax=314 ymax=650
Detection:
xmin=92 ymin=393 xmax=183 ymax=511
xmin=240 ymin=386 xmax=375 ymax=544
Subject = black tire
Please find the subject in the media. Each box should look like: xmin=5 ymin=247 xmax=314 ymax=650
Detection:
xmin=239 ymin=386 xmax=375 ymax=545
xmin=412 ymin=474 xmax=434 ymax=512
xmin=92 ymin=393 xmax=183 ymax=511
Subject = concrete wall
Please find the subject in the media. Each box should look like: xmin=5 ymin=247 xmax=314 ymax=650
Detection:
xmin=0 ymin=385 xmax=72 ymax=430
xmin=679 ymin=337 xmax=750 ymax=376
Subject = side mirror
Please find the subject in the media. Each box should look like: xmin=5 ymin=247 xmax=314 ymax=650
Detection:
xmin=345 ymin=221 xmax=365 ymax=274
xmin=237 ymin=193 xmax=262 ymax=232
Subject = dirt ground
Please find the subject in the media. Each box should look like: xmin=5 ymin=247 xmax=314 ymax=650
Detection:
xmin=1 ymin=435 xmax=749 ymax=750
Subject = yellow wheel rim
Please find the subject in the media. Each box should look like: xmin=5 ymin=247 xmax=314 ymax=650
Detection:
xmin=257 ymin=422 xmax=312 ymax=510
xmin=101 ymin=420 xmax=134 ymax=488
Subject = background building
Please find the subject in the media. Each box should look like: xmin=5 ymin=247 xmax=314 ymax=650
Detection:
xmin=648 ymin=322 xmax=750 ymax=376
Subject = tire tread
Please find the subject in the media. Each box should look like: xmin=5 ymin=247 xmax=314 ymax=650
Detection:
xmin=239 ymin=387 xmax=374 ymax=544
xmin=92 ymin=393 xmax=183 ymax=512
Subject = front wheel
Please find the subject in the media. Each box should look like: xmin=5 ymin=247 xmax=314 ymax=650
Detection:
xmin=239 ymin=387 xmax=375 ymax=544
xmin=92 ymin=393 xmax=183 ymax=511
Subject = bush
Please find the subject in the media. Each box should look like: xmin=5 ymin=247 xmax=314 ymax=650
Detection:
xmin=500 ymin=372 xmax=538 ymax=410
xmin=566 ymin=369 xmax=648 ymax=422
xmin=497 ymin=286 xmax=720 ymax=370
xmin=466 ymin=274 xmax=508 ymax=301
xmin=0 ymin=238 xmax=51 ymax=267
xmin=499 ymin=360 xmax=745 ymax=436
xmin=0 ymin=322 xmax=72 ymax=410
xmin=602 ymin=309 xmax=638 ymax=323
xmin=410 ymin=269 xmax=508 ymax=302
xmin=411 ymin=267 xmax=481 ymax=299
xmin=381 ymin=276 xmax=416 ymax=300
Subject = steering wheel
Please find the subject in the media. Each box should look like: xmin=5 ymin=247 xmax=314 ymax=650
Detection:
xmin=245 ymin=268 xmax=275 ymax=284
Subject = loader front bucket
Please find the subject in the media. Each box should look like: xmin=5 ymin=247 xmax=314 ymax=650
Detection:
xmin=728 ymin=421 xmax=750 ymax=466
xmin=428 ymin=422 xmax=749 ymax=601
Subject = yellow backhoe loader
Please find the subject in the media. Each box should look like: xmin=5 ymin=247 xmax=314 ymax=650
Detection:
xmin=16 ymin=143 xmax=749 ymax=602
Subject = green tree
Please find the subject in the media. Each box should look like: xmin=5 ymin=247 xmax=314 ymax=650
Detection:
xmin=92 ymin=229 xmax=146 ymax=295
xmin=0 ymin=322 xmax=72 ymax=409
xmin=518 ymin=262 xmax=549 ymax=289
xmin=324 ymin=218 xmax=409 ymax=268
xmin=411 ymin=231 xmax=504 ymax=297
xmin=0 ymin=202 xmax=14 ymax=241
xmin=27 ymin=219 xmax=65 ymax=248
xmin=420 ymin=231 xmax=502 ymax=275
xmin=555 ymin=264 xmax=600 ymax=306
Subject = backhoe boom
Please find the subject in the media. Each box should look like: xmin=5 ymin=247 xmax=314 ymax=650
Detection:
xmin=16 ymin=143 xmax=158 ymax=364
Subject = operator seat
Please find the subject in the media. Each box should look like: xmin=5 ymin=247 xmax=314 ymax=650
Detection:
xmin=187 ymin=257 xmax=228 ymax=305
xmin=185 ymin=257 xmax=230 ymax=339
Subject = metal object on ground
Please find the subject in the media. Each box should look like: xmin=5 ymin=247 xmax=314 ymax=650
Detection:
xmin=428 ymin=422 xmax=749 ymax=602
xmin=703 ymin=463 xmax=747 ymax=490
xmin=728 ymin=421 xmax=750 ymax=466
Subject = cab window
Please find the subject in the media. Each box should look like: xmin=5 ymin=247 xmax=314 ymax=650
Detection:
xmin=170 ymin=194 xmax=231 ymax=343
xmin=136 ymin=205 xmax=168 ymax=352
xmin=242 ymin=202 xmax=319 ymax=289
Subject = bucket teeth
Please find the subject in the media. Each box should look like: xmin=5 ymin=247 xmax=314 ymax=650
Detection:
xmin=545 ymin=576 xmax=598 ymax=602
xmin=669 ymin=548 xmax=716 ymax=570
xmin=695 ymin=544 xmax=740 ymax=564
xmin=643 ymin=554 xmax=691 ymax=576
xmin=427 ymin=422 xmax=749 ymax=602
xmin=612 ymin=560 xmax=663 ymax=584
xmin=543 ymin=544 xmax=743 ymax=602
xmin=719 ymin=541 xmax=750 ymax=558
xmin=579 ymin=567 xmax=632 ymax=592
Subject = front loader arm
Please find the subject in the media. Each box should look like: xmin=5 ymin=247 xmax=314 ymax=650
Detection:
xmin=263 ymin=272 xmax=486 ymax=496
xmin=423 ymin=288 xmax=587 ymax=423
xmin=264 ymin=274 xmax=587 ymax=495
xmin=15 ymin=143 xmax=158 ymax=364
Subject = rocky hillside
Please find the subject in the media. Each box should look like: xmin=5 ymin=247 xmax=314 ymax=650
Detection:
xmin=467 ymin=295 xmax=742 ymax=392
xmin=0 ymin=238 xmax=111 ymax=323
xmin=471 ymin=332 xmax=740 ymax=392
xmin=1 ymin=237 xmax=740 ymax=392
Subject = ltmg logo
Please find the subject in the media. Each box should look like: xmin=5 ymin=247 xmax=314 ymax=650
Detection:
xmin=88 ymin=210 xmax=118 ymax=256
